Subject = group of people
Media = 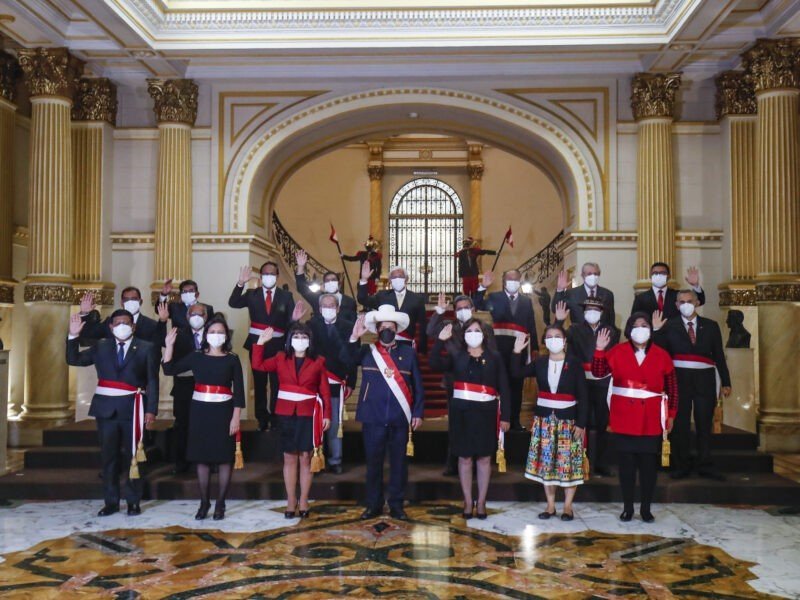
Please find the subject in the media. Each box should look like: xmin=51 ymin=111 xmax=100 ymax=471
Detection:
xmin=66 ymin=245 xmax=731 ymax=525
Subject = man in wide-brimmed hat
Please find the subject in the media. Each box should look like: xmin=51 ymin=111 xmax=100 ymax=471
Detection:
xmin=343 ymin=304 xmax=424 ymax=521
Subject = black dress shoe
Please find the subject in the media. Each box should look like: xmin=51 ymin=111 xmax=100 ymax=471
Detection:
xmin=298 ymin=509 xmax=310 ymax=519
xmin=640 ymin=510 xmax=655 ymax=523
xmin=97 ymin=504 xmax=119 ymax=517
xmin=195 ymin=501 xmax=211 ymax=520
xmin=212 ymin=501 xmax=226 ymax=520
xmin=127 ymin=503 xmax=141 ymax=516
xmin=328 ymin=464 xmax=343 ymax=475
xmin=284 ymin=509 xmax=297 ymax=519
xmin=258 ymin=420 xmax=269 ymax=432
xmin=389 ymin=508 xmax=409 ymax=521
xmin=619 ymin=509 xmax=634 ymax=522
xmin=360 ymin=508 xmax=382 ymax=520
xmin=698 ymin=470 xmax=726 ymax=481
xmin=538 ymin=510 xmax=556 ymax=520
xmin=475 ymin=502 xmax=487 ymax=520
xmin=560 ymin=512 xmax=574 ymax=522
xmin=670 ymin=468 xmax=691 ymax=480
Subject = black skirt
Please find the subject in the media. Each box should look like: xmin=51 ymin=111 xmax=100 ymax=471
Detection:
xmin=187 ymin=399 xmax=235 ymax=464
xmin=278 ymin=414 xmax=314 ymax=453
xmin=614 ymin=433 xmax=661 ymax=454
xmin=450 ymin=400 xmax=498 ymax=458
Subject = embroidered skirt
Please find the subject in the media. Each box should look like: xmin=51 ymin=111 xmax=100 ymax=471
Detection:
xmin=524 ymin=413 xmax=584 ymax=487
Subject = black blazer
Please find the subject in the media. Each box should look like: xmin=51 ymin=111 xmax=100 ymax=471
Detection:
xmin=653 ymin=316 xmax=731 ymax=393
xmin=307 ymin=315 xmax=357 ymax=386
xmin=564 ymin=322 xmax=621 ymax=368
xmin=631 ymin=287 xmax=706 ymax=320
xmin=357 ymin=282 xmax=428 ymax=352
xmin=473 ymin=290 xmax=537 ymax=357
xmin=296 ymin=273 xmax=357 ymax=323
xmin=165 ymin=302 xmax=215 ymax=330
xmin=80 ymin=310 xmax=166 ymax=348
xmin=228 ymin=284 xmax=295 ymax=351
xmin=552 ymin=285 xmax=616 ymax=327
xmin=511 ymin=354 xmax=588 ymax=427
xmin=66 ymin=337 xmax=159 ymax=418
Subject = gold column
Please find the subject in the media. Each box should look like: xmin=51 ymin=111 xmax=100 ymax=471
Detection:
xmin=17 ymin=47 xmax=83 ymax=425
xmin=631 ymin=72 xmax=681 ymax=287
xmin=147 ymin=79 xmax=197 ymax=297
xmin=742 ymin=38 xmax=800 ymax=451
xmin=367 ymin=141 xmax=384 ymax=241
xmin=0 ymin=52 xmax=20 ymax=306
xmin=468 ymin=143 xmax=484 ymax=240
xmin=71 ymin=78 xmax=117 ymax=306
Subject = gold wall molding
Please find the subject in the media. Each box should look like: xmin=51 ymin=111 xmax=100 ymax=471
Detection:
xmin=715 ymin=71 xmax=756 ymax=119
xmin=0 ymin=93 xmax=15 ymax=281
xmin=467 ymin=163 xmax=484 ymax=180
xmin=719 ymin=287 xmax=757 ymax=307
xmin=367 ymin=164 xmax=384 ymax=181
xmin=147 ymin=78 xmax=198 ymax=125
xmin=0 ymin=282 xmax=14 ymax=304
xmin=631 ymin=72 xmax=681 ymax=121
xmin=756 ymin=283 xmax=800 ymax=302
xmin=23 ymin=283 xmax=73 ymax=303
xmin=13 ymin=226 xmax=29 ymax=245
xmin=110 ymin=232 xmax=277 ymax=253
xmin=113 ymin=127 xmax=211 ymax=140
xmin=72 ymin=78 xmax=117 ymax=124
xmin=742 ymin=38 xmax=800 ymax=93
xmin=17 ymin=47 xmax=83 ymax=100
xmin=70 ymin=285 xmax=115 ymax=306
xmin=0 ymin=51 xmax=20 ymax=104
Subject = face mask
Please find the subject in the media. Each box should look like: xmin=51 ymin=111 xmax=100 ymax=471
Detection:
xmin=630 ymin=327 xmax=651 ymax=344
xmin=112 ymin=324 xmax=133 ymax=341
xmin=584 ymin=309 xmax=602 ymax=325
xmin=207 ymin=333 xmax=226 ymax=349
xmin=323 ymin=280 xmax=339 ymax=294
xmin=679 ymin=303 xmax=696 ymax=318
xmin=188 ymin=315 xmax=205 ymax=330
xmin=584 ymin=274 xmax=599 ymax=288
xmin=321 ymin=307 xmax=337 ymax=322
xmin=181 ymin=292 xmax=196 ymax=305
xmin=651 ymin=273 xmax=668 ymax=289
xmin=505 ymin=280 xmax=521 ymax=294
xmin=122 ymin=299 xmax=140 ymax=315
xmin=545 ymin=337 xmax=565 ymax=354
xmin=464 ymin=330 xmax=484 ymax=348
xmin=456 ymin=308 xmax=473 ymax=323
xmin=262 ymin=274 xmax=277 ymax=289
xmin=379 ymin=328 xmax=396 ymax=345
xmin=291 ymin=337 xmax=310 ymax=353
xmin=390 ymin=278 xmax=406 ymax=292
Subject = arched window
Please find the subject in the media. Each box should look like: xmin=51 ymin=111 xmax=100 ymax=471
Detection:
xmin=389 ymin=178 xmax=464 ymax=297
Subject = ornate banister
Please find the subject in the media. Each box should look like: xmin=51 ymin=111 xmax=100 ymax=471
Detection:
xmin=517 ymin=230 xmax=564 ymax=284
xmin=272 ymin=212 xmax=336 ymax=279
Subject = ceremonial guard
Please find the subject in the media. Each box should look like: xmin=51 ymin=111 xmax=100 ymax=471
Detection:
xmin=344 ymin=305 xmax=424 ymax=520
xmin=631 ymin=263 xmax=706 ymax=319
xmin=552 ymin=263 xmax=616 ymax=326
xmin=156 ymin=279 xmax=215 ymax=330
xmin=295 ymin=249 xmax=358 ymax=322
xmin=66 ymin=310 xmax=159 ymax=517
xmin=342 ymin=236 xmax=382 ymax=295
xmin=456 ymin=237 xmax=495 ymax=295
xmin=78 ymin=288 xmax=167 ymax=346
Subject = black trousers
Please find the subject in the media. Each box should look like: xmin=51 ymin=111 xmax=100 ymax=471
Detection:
xmin=672 ymin=390 xmax=716 ymax=471
xmin=362 ymin=423 xmax=408 ymax=511
xmin=587 ymin=382 xmax=611 ymax=470
xmin=618 ymin=451 xmax=658 ymax=512
xmin=171 ymin=376 xmax=193 ymax=467
xmin=499 ymin=353 xmax=524 ymax=426
xmin=250 ymin=346 xmax=278 ymax=425
xmin=96 ymin=417 xmax=143 ymax=506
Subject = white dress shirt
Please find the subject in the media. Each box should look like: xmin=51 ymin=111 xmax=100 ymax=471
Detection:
xmin=547 ymin=359 xmax=564 ymax=393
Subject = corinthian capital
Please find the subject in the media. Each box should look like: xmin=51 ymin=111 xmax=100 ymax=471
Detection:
xmin=715 ymin=71 xmax=756 ymax=119
xmin=147 ymin=78 xmax=198 ymax=125
xmin=72 ymin=78 xmax=117 ymax=124
xmin=368 ymin=164 xmax=384 ymax=181
xmin=0 ymin=51 xmax=20 ymax=104
xmin=17 ymin=47 xmax=83 ymax=100
xmin=468 ymin=164 xmax=484 ymax=181
xmin=630 ymin=72 xmax=682 ymax=121
xmin=742 ymin=38 xmax=800 ymax=93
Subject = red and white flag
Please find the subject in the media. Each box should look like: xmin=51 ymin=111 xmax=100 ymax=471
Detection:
xmin=329 ymin=223 xmax=339 ymax=244
xmin=504 ymin=226 xmax=514 ymax=248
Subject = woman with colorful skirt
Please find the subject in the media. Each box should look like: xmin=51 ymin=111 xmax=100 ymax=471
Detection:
xmin=512 ymin=323 xmax=588 ymax=521
xmin=252 ymin=322 xmax=331 ymax=519
xmin=430 ymin=318 xmax=510 ymax=519
xmin=163 ymin=314 xmax=245 ymax=521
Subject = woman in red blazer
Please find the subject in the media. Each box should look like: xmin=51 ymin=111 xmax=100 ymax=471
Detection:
xmin=253 ymin=323 xmax=331 ymax=519
xmin=592 ymin=312 xmax=678 ymax=524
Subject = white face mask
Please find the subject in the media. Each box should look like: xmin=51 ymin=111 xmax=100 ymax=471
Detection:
xmin=455 ymin=308 xmax=473 ymax=323
xmin=262 ymin=274 xmax=277 ymax=289
xmin=651 ymin=273 xmax=668 ymax=289
xmin=679 ymin=303 xmax=696 ymax=318
xmin=391 ymin=277 xmax=406 ymax=292
xmin=188 ymin=315 xmax=205 ymax=330
xmin=630 ymin=327 xmax=651 ymax=344
xmin=320 ymin=307 xmax=337 ymax=322
xmin=584 ymin=274 xmax=599 ymax=288
xmin=122 ymin=299 xmax=140 ymax=315
xmin=207 ymin=333 xmax=226 ymax=349
xmin=181 ymin=292 xmax=196 ymax=306
xmin=505 ymin=280 xmax=521 ymax=294
xmin=584 ymin=309 xmax=602 ymax=325
xmin=545 ymin=337 xmax=565 ymax=354
xmin=112 ymin=324 xmax=133 ymax=341
xmin=323 ymin=280 xmax=339 ymax=294
xmin=464 ymin=330 xmax=484 ymax=348
xmin=291 ymin=337 xmax=310 ymax=353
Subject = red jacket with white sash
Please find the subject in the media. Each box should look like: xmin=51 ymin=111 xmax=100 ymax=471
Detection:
xmin=251 ymin=347 xmax=331 ymax=419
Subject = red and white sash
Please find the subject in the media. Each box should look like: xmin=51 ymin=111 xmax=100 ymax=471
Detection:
xmin=583 ymin=362 xmax=611 ymax=382
xmin=96 ymin=379 xmax=145 ymax=464
xmin=248 ymin=322 xmax=285 ymax=338
xmin=278 ymin=384 xmax=324 ymax=449
xmin=537 ymin=390 xmax=577 ymax=409
xmin=492 ymin=321 xmax=527 ymax=337
xmin=192 ymin=384 xmax=233 ymax=403
xmin=609 ymin=382 xmax=669 ymax=431
xmin=396 ymin=330 xmax=416 ymax=348
xmin=673 ymin=353 xmax=721 ymax=396
xmin=327 ymin=370 xmax=347 ymax=431
xmin=369 ymin=343 xmax=414 ymax=424
xmin=453 ymin=381 xmax=498 ymax=403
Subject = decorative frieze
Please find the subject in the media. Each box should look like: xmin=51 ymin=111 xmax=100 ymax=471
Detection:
xmin=72 ymin=78 xmax=117 ymax=124
xmin=719 ymin=288 xmax=757 ymax=307
xmin=742 ymin=38 xmax=800 ymax=92
xmin=715 ymin=71 xmax=756 ymax=119
xmin=630 ymin=72 xmax=681 ymax=121
xmin=756 ymin=283 xmax=800 ymax=302
xmin=0 ymin=282 xmax=14 ymax=304
xmin=17 ymin=47 xmax=83 ymax=100
xmin=23 ymin=283 xmax=73 ymax=303
xmin=146 ymin=78 xmax=198 ymax=125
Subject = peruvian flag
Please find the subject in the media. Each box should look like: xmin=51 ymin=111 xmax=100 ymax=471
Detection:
xmin=329 ymin=223 xmax=339 ymax=244
xmin=504 ymin=226 xmax=514 ymax=248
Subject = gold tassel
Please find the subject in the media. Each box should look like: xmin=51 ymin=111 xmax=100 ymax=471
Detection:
xmin=337 ymin=420 xmax=343 ymax=439
xmin=234 ymin=441 xmax=244 ymax=470
xmin=310 ymin=447 xmax=325 ymax=473
xmin=713 ymin=400 xmax=723 ymax=434
xmin=496 ymin=447 xmax=506 ymax=473
xmin=342 ymin=405 xmax=349 ymax=422
xmin=661 ymin=436 xmax=671 ymax=468
xmin=136 ymin=440 xmax=147 ymax=463
xmin=582 ymin=450 xmax=590 ymax=479
xmin=406 ymin=428 xmax=414 ymax=457
xmin=129 ymin=456 xmax=140 ymax=480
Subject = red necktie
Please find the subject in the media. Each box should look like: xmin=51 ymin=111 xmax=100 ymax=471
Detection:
xmin=265 ymin=289 xmax=272 ymax=315
xmin=657 ymin=290 xmax=664 ymax=312
xmin=688 ymin=321 xmax=696 ymax=345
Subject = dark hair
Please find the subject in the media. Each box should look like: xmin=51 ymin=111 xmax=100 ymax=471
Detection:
xmin=541 ymin=323 xmax=567 ymax=344
xmin=453 ymin=295 xmax=474 ymax=308
xmin=284 ymin=322 xmax=318 ymax=359
xmin=650 ymin=262 xmax=671 ymax=276
xmin=460 ymin=317 xmax=498 ymax=352
xmin=201 ymin=314 xmax=233 ymax=354
xmin=120 ymin=286 xmax=142 ymax=300
xmin=109 ymin=309 xmax=134 ymax=323
xmin=625 ymin=311 xmax=652 ymax=339
xmin=322 ymin=271 xmax=339 ymax=281
xmin=260 ymin=261 xmax=280 ymax=274
xmin=179 ymin=279 xmax=199 ymax=293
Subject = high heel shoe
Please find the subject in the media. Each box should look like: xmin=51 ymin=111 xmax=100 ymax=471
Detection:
xmin=212 ymin=501 xmax=226 ymax=521
xmin=298 ymin=506 xmax=310 ymax=519
xmin=619 ymin=508 xmax=634 ymax=522
xmin=476 ymin=502 xmax=488 ymax=520
xmin=195 ymin=501 xmax=211 ymax=520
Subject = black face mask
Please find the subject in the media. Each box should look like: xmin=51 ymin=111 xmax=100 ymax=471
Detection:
xmin=379 ymin=329 xmax=396 ymax=345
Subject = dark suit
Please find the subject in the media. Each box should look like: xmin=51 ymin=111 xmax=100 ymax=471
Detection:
xmin=473 ymin=289 xmax=537 ymax=427
xmin=631 ymin=287 xmax=706 ymax=320
xmin=228 ymin=283 xmax=295 ymax=425
xmin=165 ymin=327 xmax=203 ymax=469
xmin=80 ymin=310 xmax=166 ymax=348
xmin=66 ymin=337 xmax=159 ymax=507
xmin=357 ymin=283 xmax=428 ymax=352
xmin=164 ymin=302 xmax=215 ymax=330
xmin=296 ymin=273 xmax=357 ymax=322
xmin=654 ymin=316 xmax=731 ymax=472
xmin=511 ymin=354 xmax=589 ymax=427
xmin=552 ymin=284 xmax=616 ymax=326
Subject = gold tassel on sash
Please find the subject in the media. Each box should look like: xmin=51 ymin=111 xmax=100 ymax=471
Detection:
xmin=661 ymin=432 xmax=671 ymax=468
xmin=234 ymin=431 xmax=244 ymax=470
xmin=406 ymin=427 xmax=415 ymax=457
xmin=496 ymin=446 xmax=506 ymax=473
xmin=713 ymin=398 xmax=723 ymax=434
xmin=136 ymin=440 xmax=147 ymax=463
xmin=337 ymin=421 xmax=344 ymax=439
xmin=582 ymin=449 xmax=590 ymax=479
xmin=129 ymin=456 xmax=140 ymax=480
xmin=310 ymin=446 xmax=325 ymax=473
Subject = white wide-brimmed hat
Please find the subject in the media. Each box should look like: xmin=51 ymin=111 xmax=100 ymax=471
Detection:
xmin=365 ymin=304 xmax=410 ymax=333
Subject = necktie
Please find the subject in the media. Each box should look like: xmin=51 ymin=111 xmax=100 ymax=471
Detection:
xmin=590 ymin=289 xmax=596 ymax=299
xmin=195 ymin=333 xmax=201 ymax=350
xmin=117 ymin=342 xmax=125 ymax=367
xmin=265 ymin=289 xmax=272 ymax=315
xmin=509 ymin=295 xmax=518 ymax=316
xmin=688 ymin=321 xmax=696 ymax=345
xmin=657 ymin=290 xmax=664 ymax=312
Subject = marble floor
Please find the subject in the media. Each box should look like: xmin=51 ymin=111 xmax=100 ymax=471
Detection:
xmin=0 ymin=499 xmax=797 ymax=598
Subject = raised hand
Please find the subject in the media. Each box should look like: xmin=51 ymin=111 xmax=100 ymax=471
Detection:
xmin=256 ymin=327 xmax=274 ymax=345
xmin=156 ymin=301 xmax=169 ymax=323
xmin=557 ymin=269 xmax=569 ymax=292
xmin=295 ymin=250 xmax=308 ymax=274
xmin=554 ymin=300 xmax=568 ymax=322
xmin=160 ymin=278 xmax=173 ymax=297
xmin=165 ymin=327 xmax=178 ymax=347
xmin=238 ymin=265 xmax=252 ymax=286
xmin=652 ymin=309 xmax=666 ymax=331
xmin=595 ymin=327 xmax=611 ymax=350
xmin=481 ymin=270 xmax=494 ymax=289
xmin=291 ymin=299 xmax=308 ymax=322
xmin=438 ymin=323 xmax=453 ymax=341
xmin=437 ymin=292 xmax=447 ymax=312
xmin=79 ymin=291 xmax=96 ymax=315
xmin=685 ymin=266 xmax=701 ymax=288
xmin=68 ymin=313 xmax=85 ymax=337
xmin=360 ymin=260 xmax=373 ymax=282
xmin=513 ymin=333 xmax=530 ymax=354
xmin=352 ymin=314 xmax=368 ymax=339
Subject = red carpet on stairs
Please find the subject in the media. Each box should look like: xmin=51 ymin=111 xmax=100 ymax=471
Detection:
xmin=419 ymin=308 xmax=451 ymax=418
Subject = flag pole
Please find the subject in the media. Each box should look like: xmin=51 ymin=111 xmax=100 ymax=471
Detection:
xmin=330 ymin=223 xmax=357 ymax=299
xmin=491 ymin=236 xmax=508 ymax=271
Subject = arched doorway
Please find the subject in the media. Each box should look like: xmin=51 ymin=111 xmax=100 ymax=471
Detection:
xmin=389 ymin=178 xmax=464 ymax=297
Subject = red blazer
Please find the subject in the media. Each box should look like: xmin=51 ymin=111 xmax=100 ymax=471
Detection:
xmin=251 ymin=345 xmax=331 ymax=418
